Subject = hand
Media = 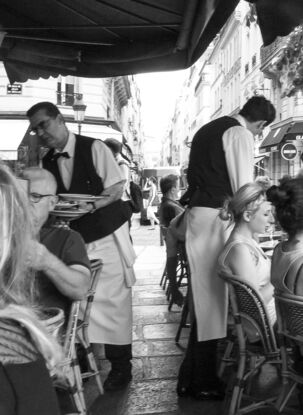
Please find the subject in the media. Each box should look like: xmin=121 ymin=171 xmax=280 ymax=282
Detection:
xmin=171 ymin=288 xmax=184 ymax=307
xmin=26 ymin=240 xmax=48 ymax=271
xmin=78 ymin=201 xmax=94 ymax=212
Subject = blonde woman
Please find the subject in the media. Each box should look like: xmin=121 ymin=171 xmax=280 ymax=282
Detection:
xmin=0 ymin=163 xmax=63 ymax=415
xmin=218 ymin=182 xmax=276 ymax=329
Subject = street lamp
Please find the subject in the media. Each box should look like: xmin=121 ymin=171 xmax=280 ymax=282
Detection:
xmin=72 ymin=94 xmax=86 ymax=135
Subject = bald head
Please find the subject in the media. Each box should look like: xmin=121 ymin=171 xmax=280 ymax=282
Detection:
xmin=22 ymin=167 xmax=57 ymax=195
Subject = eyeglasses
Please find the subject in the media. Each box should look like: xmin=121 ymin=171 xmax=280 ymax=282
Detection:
xmin=29 ymin=118 xmax=53 ymax=135
xmin=29 ymin=192 xmax=55 ymax=203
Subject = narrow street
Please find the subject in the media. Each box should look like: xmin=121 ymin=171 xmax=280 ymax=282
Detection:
xmin=83 ymin=217 xmax=293 ymax=415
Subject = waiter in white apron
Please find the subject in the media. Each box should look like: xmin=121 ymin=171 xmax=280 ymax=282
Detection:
xmin=27 ymin=101 xmax=136 ymax=392
xmin=177 ymin=96 xmax=276 ymax=401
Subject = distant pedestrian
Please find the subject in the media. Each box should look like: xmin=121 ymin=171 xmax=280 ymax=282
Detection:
xmin=158 ymin=174 xmax=184 ymax=227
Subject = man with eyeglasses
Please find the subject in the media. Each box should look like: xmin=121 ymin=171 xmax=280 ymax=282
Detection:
xmin=26 ymin=102 xmax=136 ymax=392
xmin=22 ymin=167 xmax=91 ymax=317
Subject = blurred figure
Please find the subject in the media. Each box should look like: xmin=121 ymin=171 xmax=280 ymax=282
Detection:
xmin=144 ymin=177 xmax=160 ymax=229
xmin=0 ymin=163 xmax=62 ymax=415
xmin=269 ymin=177 xmax=303 ymax=371
xmin=269 ymin=178 xmax=303 ymax=296
xmin=218 ymin=182 xmax=276 ymax=329
xmin=158 ymin=174 xmax=184 ymax=227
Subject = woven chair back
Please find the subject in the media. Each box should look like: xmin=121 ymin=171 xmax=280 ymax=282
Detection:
xmin=275 ymin=292 xmax=303 ymax=344
xmin=220 ymin=271 xmax=278 ymax=354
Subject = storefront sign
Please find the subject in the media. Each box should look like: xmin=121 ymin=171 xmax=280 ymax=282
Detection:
xmin=281 ymin=143 xmax=297 ymax=161
xmin=7 ymin=84 xmax=22 ymax=94
xmin=295 ymin=135 xmax=303 ymax=140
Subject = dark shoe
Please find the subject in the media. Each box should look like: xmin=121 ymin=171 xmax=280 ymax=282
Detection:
xmin=191 ymin=388 xmax=225 ymax=401
xmin=176 ymin=384 xmax=191 ymax=397
xmin=104 ymin=370 xmax=132 ymax=391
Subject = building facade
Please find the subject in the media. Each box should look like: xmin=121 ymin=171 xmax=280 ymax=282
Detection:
xmin=0 ymin=63 xmax=144 ymax=173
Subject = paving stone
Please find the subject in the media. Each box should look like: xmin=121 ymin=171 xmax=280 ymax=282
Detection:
xmin=133 ymin=305 xmax=181 ymax=324
xmin=143 ymin=323 xmax=189 ymax=340
xmin=145 ymin=356 xmax=183 ymax=379
xmin=147 ymin=340 xmax=185 ymax=356
xmin=124 ymin=379 xmax=178 ymax=414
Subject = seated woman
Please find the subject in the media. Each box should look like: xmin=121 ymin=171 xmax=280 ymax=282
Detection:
xmin=218 ymin=182 xmax=276 ymax=330
xmin=0 ymin=163 xmax=63 ymax=415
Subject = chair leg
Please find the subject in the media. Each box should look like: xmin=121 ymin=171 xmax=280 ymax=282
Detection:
xmin=160 ymin=263 xmax=167 ymax=287
xmin=77 ymin=324 xmax=104 ymax=395
xmin=175 ymin=298 xmax=189 ymax=344
xmin=227 ymin=351 xmax=246 ymax=415
xmin=218 ymin=336 xmax=236 ymax=378
xmin=274 ymin=379 xmax=298 ymax=413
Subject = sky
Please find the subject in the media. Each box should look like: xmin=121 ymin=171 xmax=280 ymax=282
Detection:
xmin=135 ymin=70 xmax=186 ymax=142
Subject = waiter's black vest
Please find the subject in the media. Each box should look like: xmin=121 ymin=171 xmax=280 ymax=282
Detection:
xmin=188 ymin=116 xmax=241 ymax=208
xmin=43 ymin=135 xmax=129 ymax=243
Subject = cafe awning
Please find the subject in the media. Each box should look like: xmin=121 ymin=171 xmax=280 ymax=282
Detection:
xmin=283 ymin=121 xmax=303 ymax=140
xmin=259 ymin=124 xmax=292 ymax=149
xmin=0 ymin=1 xmax=302 ymax=83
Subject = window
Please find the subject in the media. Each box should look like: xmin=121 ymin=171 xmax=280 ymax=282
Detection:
xmin=56 ymin=76 xmax=75 ymax=106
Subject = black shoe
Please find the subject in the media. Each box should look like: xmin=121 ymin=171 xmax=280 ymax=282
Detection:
xmin=191 ymin=388 xmax=225 ymax=401
xmin=104 ymin=370 xmax=132 ymax=391
xmin=176 ymin=384 xmax=191 ymax=398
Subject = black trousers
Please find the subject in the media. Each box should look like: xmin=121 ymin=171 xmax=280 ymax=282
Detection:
xmin=105 ymin=344 xmax=132 ymax=374
xmin=178 ymin=319 xmax=220 ymax=392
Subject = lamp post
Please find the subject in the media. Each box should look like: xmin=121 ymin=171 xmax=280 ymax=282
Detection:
xmin=72 ymin=94 xmax=86 ymax=135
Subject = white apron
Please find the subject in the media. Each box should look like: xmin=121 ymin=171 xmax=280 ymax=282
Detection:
xmin=82 ymin=222 xmax=136 ymax=344
xmin=186 ymin=207 xmax=231 ymax=341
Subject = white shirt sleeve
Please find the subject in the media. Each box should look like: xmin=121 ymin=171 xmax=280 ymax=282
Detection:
xmin=91 ymin=140 xmax=124 ymax=188
xmin=223 ymin=125 xmax=254 ymax=193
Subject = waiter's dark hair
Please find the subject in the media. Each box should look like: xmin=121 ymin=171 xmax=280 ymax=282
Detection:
xmin=239 ymin=96 xmax=276 ymax=126
xmin=104 ymin=138 xmax=122 ymax=155
xmin=27 ymin=102 xmax=62 ymax=119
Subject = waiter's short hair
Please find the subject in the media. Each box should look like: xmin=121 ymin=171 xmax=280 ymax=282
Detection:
xmin=239 ymin=96 xmax=276 ymax=126
xmin=27 ymin=102 xmax=62 ymax=119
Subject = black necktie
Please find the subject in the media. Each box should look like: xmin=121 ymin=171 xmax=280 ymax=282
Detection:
xmin=52 ymin=152 xmax=70 ymax=162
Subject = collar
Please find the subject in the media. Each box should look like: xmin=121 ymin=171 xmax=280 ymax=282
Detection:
xmin=54 ymin=131 xmax=75 ymax=158
xmin=233 ymin=114 xmax=248 ymax=129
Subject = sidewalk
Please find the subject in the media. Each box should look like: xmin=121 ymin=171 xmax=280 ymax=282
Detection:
xmin=84 ymin=222 xmax=294 ymax=415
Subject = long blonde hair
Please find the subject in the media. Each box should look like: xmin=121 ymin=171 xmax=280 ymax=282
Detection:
xmin=0 ymin=163 xmax=63 ymax=371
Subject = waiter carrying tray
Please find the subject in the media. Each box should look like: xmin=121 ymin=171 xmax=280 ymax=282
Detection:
xmin=27 ymin=102 xmax=136 ymax=392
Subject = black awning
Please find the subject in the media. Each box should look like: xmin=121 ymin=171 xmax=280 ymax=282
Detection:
xmin=0 ymin=0 xmax=239 ymax=83
xmin=0 ymin=1 xmax=303 ymax=82
xmin=259 ymin=124 xmax=292 ymax=149
xmin=283 ymin=121 xmax=303 ymax=140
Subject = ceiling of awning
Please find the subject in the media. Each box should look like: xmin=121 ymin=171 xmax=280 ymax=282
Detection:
xmin=0 ymin=0 xmax=302 ymax=83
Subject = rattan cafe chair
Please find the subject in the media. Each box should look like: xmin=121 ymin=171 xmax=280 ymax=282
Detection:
xmin=274 ymin=291 xmax=303 ymax=413
xmin=219 ymin=270 xmax=281 ymax=415
xmin=76 ymin=258 xmax=104 ymax=395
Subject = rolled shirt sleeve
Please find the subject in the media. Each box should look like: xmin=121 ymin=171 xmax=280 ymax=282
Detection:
xmin=91 ymin=140 xmax=124 ymax=188
xmin=222 ymin=125 xmax=254 ymax=193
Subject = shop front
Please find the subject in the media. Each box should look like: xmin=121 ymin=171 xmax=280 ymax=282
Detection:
xmin=259 ymin=120 xmax=303 ymax=183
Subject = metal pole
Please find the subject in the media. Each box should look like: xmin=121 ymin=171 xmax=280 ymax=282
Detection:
xmin=78 ymin=122 xmax=81 ymax=135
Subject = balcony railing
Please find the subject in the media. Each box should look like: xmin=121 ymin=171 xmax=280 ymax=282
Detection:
xmin=260 ymin=36 xmax=288 ymax=72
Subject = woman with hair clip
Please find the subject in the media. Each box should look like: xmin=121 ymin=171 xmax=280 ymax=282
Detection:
xmin=218 ymin=182 xmax=276 ymax=331
xmin=0 ymin=163 xmax=63 ymax=415
xmin=269 ymin=177 xmax=303 ymax=296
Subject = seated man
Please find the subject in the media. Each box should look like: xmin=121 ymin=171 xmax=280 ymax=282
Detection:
xmin=158 ymin=174 xmax=184 ymax=227
xmin=165 ymin=210 xmax=187 ymax=307
xmin=23 ymin=167 xmax=91 ymax=316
